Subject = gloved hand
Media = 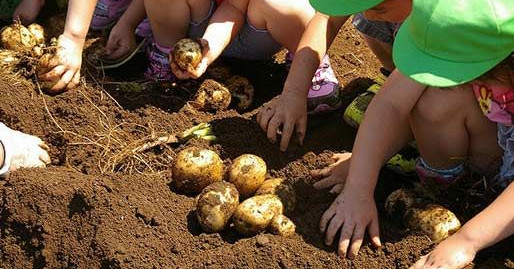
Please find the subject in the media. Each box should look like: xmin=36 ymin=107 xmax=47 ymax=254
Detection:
xmin=0 ymin=123 xmax=51 ymax=176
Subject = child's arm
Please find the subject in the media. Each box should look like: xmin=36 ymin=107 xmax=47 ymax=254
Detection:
xmin=39 ymin=0 xmax=97 ymax=92
xmin=105 ymin=0 xmax=145 ymax=60
xmin=171 ymin=0 xmax=247 ymax=79
xmin=257 ymin=12 xmax=347 ymax=151
xmin=321 ymin=70 xmax=425 ymax=259
xmin=410 ymin=182 xmax=514 ymax=269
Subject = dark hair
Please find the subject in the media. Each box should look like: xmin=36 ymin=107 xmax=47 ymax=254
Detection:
xmin=478 ymin=52 xmax=513 ymax=81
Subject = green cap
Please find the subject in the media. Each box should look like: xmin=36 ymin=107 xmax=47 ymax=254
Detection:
xmin=310 ymin=0 xmax=384 ymax=16
xmin=393 ymin=0 xmax=514 ymax=87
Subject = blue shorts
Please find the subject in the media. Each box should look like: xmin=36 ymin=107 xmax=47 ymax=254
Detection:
xmin=188 ymin=0 xmax=282 ymax=60
xmin=492 ymin=123 xmax=514 ymax=191
xmin=352 ymin=13 xmax=401 ymax=44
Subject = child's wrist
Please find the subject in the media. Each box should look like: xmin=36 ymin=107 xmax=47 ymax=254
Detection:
xmin=453 ymin=229 xmax=482 ymax=253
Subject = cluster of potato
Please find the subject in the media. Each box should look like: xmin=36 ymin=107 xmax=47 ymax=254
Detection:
xmin=172 ymin=146 xmax=296 ymax=237
xmin=0 ymin=21 xmax=58 ymax=90
xmin=385 ymin=188 xmax=461 ymax=242
xmin=172 ymin=38 xmax=255 ymax=111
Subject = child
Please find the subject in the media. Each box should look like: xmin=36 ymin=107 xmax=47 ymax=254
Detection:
xmin=156 ymin=0 xmax=341 ymax=112
xmin=1 ymin=0 xmax=45 ymax=25
xmin=256 ymin=0 xmax=412 ymax=152
xmin=0 ymin=123 xmax=51 ymax=176
xmin=313 ymin=0 xmax=513 ymax=268
xmin=38 ymin=0 xmax=98 ymax=91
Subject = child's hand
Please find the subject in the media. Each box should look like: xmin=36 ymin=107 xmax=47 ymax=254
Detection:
xmin=256 ymin=91 xmax=308 ymax=152
xmin=320 ymin=187 xmax=381 ymax=259
xmin=410 ymin=233 xmax=476 ymax=269
xmin=311 ymin=152 xmax=352 ymax=194
xmin=170 ymin=38 xmax=210 ymax=80
xmin=12 ymin=0 xmax=45 ymax=25
xmin=104 ymin=22 xmax=136 ymax=61
xmin=0 ymin=123 xmax=50 ymax=176
xmin=40 ymin=34 xmax=83 ymax=92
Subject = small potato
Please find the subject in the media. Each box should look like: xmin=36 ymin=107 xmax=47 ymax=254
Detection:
xmin=172 ymin=147 xmax=224 ymax=194
xmin=27 ymin=23 xmax=45 ymax=45
xmin=172 ymin=38 xmax=202 ymax=71
xmin=405 ymin=204 xmax=461 ymax=242
xmin=196 ymin=181 xmax=239 ymax=233
xmin=255 ymin=178 xmax=296 ymax=213
xmin=228 ymin=154 xmax=267 ymax=197
xmin=225 ymin=75 xmax=254 ymax=110
xmin=384 ymin=188 xmax=417 ymax=219
xmin=268 ymin=214 xmax=295 ymax=237
xmin=192 ymin=79 xmax=231 ymax=111
xmin=1 ymin=22 xmax=36 ymax=52
xmin=233 ymin=194 xmax=283 ymax=236
xmin=0 ymin=49 xmax=20 ymax=71
xmin=206 ymin=64 xmax=231 ymax=82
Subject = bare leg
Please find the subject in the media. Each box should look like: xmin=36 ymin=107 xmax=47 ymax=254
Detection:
xmin=361 ymin=34 xmax=394 ymax=72
xmin=411 ymin=85 xmax=501 ymax=176
xmin=144 ymin=0 xmax=211 ymax=47
xmin=246 ymin=0 xmax=315 ymax=52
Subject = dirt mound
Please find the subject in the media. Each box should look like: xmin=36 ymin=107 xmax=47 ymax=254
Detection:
xmin=0 ymin=22 xmax=512 ymax=269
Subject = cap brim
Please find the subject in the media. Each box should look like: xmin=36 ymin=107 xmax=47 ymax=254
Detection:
xmin=393 ymin=19 xmax=508 ymax=87
xmin=310 ymin=0 xmax=384 ymax=16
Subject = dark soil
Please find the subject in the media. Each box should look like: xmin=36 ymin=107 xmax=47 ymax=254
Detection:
xmin=0 ymin=20 xmax=512 ymax=269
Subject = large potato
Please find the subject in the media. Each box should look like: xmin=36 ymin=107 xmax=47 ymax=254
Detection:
xmin=228 ymin=154 xmax=267 ymax=197
xmin=405 ymin=204 xmax=461 ymax=242
xmin=27 ymin=23 xmax=45 ymax=45
xmin=384 ymin=188 xmax=417 ymax=219
xmin=255 ymin=178 xmax=296 ymax=213
xmin=172 ymin=38 xmax=202 ymax=71
xmin=1 ymin=22 xmax=36 ymax=52
xmin=192 ymin=79 xmax=231 ymax=111
xmin=225 ymin=75 xmax=254 ymax=110
xmin=233 ymin=194 xmax=283 ymax=236
xmin=172 ymin=147 xmax=224 ymax=194
xmin=196 ymin=181 xmax=239 ymax=232
xmin=268 ymin=214 xmax=295 ymax=237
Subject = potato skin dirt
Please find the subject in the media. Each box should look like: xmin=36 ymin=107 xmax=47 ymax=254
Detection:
xmin=229 ymin=154 xmax=267 ymax=197
xmin=172 ymin=38 xmax=202 ymax=71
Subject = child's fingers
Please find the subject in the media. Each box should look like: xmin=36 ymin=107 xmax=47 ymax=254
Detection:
xmin=280 ymin=122 xmax=294 ymax=152
xmin=66 ymin=72 xmax=81 ymax=90
xmin=337 ymin=221 xmax=354 ymax=257
xmin=51 ymin=70 xmax=74 ymax=91
xmin=347 ymin=225 xmax=366 ymax=259
xmin=41 ymin=65 xmax=66 ymax=80
xmin=258 ymin=106 xmax=274 ymax=134
xmin=368 ymin=217 xmax=381 ymax=248
xmin=312 ymin=175 xmax=338 ymax=189
xmin=409 ymin=255 xmax=428 ymax=269
xmin=266 ymin=115 xmax=282 ymax=144
xmin=329 ymin=183 xmax=343 ymax=194
xmin=295 ymin=117 xmax=307 ymax=146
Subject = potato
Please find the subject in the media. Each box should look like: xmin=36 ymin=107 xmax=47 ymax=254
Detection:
xmin=384 ymin=188 xmax=417 ymax=219
xmin=1 ymin=22 xmax=36 ymax=52
xmin=228 ymin=154 xmax=267 ymax=197
xmin=172 ymin=147 xmax=224 ymax=194
xmin=192 ymin=79 xmax=231 ymax=111
xmin=225 ymin=75 xmax=254 ymax=110
xmin=196 ymin=181 xmax=239 ymax=232
xmin=404 ymin=204 xmax=461 ymax=242
xmin=27 ymin=23 xmax=45 ymax=45
xmin=0 ymin=49 xmax=20 ymax=71
xmin=206 ymin=64 xmax=231 ymax=82
xmin=268 ymin=214 xmax=295 ymax=237
xmin=233 ymin=194 xmax=283 ymax=236
xmin=172 ymin=38 xmax=202 ymax=71
xmin=255 ymin=178 xmax=296 ymax=213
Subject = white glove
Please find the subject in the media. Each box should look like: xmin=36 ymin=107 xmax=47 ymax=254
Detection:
xmin=0 ymin=123 xmax=51 ymax=176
